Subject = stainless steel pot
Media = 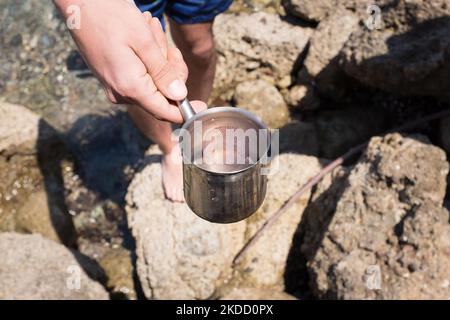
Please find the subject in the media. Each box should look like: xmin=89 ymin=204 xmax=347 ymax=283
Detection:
xmin=178 ymin=99 xmax=270 ymax=224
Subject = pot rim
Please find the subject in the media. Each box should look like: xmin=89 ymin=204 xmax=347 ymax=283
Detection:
xmin=180 ymin=106 xmax=271 ymax=175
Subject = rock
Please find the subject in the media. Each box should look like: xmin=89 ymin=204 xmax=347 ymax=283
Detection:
xmin=282 ymin=0 xmax=370 ymax=23
xmin=282 ymin=0 xmax=336 ymax=22
xmin=374 ymin=0 xmax=450 ymax=31
xmin=236 ymin=154 xmax=323 ymax=288
xmin=0 ymin=102 xmax=76 ymax=246
xmin=98 ymin=247 xmax=136 ymax=300
xmin=442 ymin=117 xmax=450 ymax=198
xmin=126 ymin=147 xmax=323 ymax=299
xmin=284 ymin=85 xmax=320 ymax=111
xmin=440 ymin=117 xmax=450 ymax=154
xmin=234 ymin=80 xmax=290 ymax=128
xmin=228 ymin=0 xmax=285 ymax=15
xmin=0 ymin=232 xmax=109 ymax=299
xmin=301 ymin=133 xmax=450 ymax=299
xmin=14 ymin=190 xmax=76 ymax=246
xmin=340 ymin=1 xmax=450 ymax=101
xmin=302 ymin=9 xmax=359 ymax=99
xmin=213 ymin=12 xmax=313 ymax=102
xmin=0 ymin=102 xmax=54 ymax=152
xmin=314 ymin=106 xmax=390 ymax=159
xmin=126 ymin=147 xmax=247 ymax=300
xmin=221 ymin=287 xmax=296 ymax=300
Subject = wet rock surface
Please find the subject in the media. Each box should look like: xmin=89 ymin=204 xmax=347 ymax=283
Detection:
xmin=0 ymin=232 xmax=109 ymax=299
xmin=98 ymin=247 xmax=137 ymax=300
xmin=0 ymin=102 xmax=76 ymax=246
xmin=301 ymin=133 xmax=450 ymax=299
xmin=0 ymin=101 xmax=141 ymax=298
xmin=0 ymin=0 xmax=114 ymax=131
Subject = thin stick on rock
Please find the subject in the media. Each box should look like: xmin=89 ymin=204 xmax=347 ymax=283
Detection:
xmin=232 ymin=109 xmax=450 ymax=266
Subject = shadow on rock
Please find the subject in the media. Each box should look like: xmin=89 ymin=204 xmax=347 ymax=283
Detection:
xmin=36 ymin=119 xmax=108 ymax=290
xmin=283 ymin=168 xmax=349 ymax=299
xmin=341 ymin=16 xmax=450 ymax=100
xmin=36 ymin=120 xmax=77 ymax=247
xmin=36 ymin=111 xmax=152 ymax=299
xmin=63 ymin=111 xmax=151 ymax=205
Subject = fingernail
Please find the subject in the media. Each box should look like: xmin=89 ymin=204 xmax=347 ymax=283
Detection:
xmin=168 ymin=79 xmax=187 ymax=100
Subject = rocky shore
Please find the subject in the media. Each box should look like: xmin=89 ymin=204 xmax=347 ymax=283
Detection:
xmin=0 ymin=0 xmax=449 ymax=299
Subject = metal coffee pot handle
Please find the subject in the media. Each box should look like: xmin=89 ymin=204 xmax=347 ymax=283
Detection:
xmin=177 ymin=99 xmax=196 ymax=122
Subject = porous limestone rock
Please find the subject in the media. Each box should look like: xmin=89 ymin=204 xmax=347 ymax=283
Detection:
xmin=301 ymin=133 xmax=450 ymax=299
xmin=0 ymin=232 xmax=109 ymax=300
xmin=234 ymin=80 xmax=290 ymax=128
xmin=340 ymin=0 xmax=450 ymax=100
xmin=213 ymin=12 xmax=313 ymax=101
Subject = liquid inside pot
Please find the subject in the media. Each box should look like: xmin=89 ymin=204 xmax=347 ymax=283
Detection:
xmin=181 ymin=109 xmax=270 ymax=174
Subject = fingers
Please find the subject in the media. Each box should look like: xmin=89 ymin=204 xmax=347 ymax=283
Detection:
xmin=142 ymin=11 xmax=152 ymax=22
xmin=133 ymin=18 xmax=187 ymax=102
xmin=168 ymin=47 xmax=188 ymax=82
xmin=132 ymin=73 xmax=184 ymax=123
xmin=148 ymin=17 xmax=168 ymax=59
xmin=148 ymin=18 xmax=188 ymax=82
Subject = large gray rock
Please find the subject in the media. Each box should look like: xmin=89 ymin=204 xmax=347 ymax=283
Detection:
xmin=0 ymin=102 xmax=76 ymax=246
xmin=213 ymin=12 xmax=313 ymax=101
xmin=340 ymin=1 xmax=450 ymax=101
xmin=126 ymin=147 xmax=323 ymax=299
xmin=0 ymin=232 xmax=109 ymax=299
xmin=301 ymin=133 xmax=450 ymax=299
xmin=302 ymin=9 xmax=359 ymax=99
xmin=234 ymin=80 xmax=290 ymax=128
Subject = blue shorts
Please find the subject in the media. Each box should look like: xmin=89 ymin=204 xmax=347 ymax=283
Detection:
xmin=134 ymin=0 xmax=233 ymax=27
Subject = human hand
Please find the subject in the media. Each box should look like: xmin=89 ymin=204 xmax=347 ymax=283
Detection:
xmin=55 ymin=0 xmax=204 ymax=122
